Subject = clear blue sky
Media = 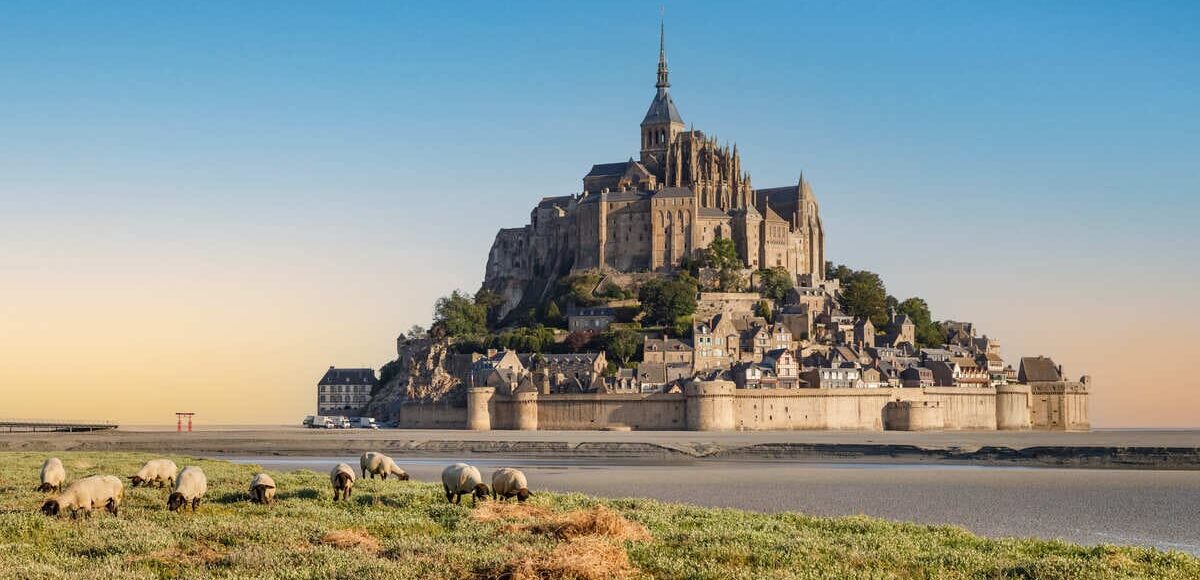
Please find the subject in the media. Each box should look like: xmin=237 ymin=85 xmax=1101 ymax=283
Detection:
xmin=1 ymin=1 xmax=1197 ymax=425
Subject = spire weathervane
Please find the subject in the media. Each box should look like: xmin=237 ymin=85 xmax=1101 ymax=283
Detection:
xmin=656 ymin=11 xmax=670 ymax=91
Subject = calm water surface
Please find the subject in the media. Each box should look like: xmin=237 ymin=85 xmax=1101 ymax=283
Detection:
xmin=215 ymin=455 xmax=1200 ymax=554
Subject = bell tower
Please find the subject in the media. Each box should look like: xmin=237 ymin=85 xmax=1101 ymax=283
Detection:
xmin=640 ymin=21 xmax=684 ymax=177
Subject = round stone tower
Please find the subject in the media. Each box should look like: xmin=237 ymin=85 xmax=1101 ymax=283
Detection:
xmin=685 ymin=380 xmax=736 ymax=431
xmin=995 ymin=383 xmax=1032 ymax=430
xmin=466 ymin=387 xmax=495 ymax=431
xmin=512 ymin=390 xmax=539 ymax=431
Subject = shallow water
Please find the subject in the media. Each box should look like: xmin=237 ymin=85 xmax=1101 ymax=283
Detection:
xmin=215 ymin=454 xmax=1200 ymax=554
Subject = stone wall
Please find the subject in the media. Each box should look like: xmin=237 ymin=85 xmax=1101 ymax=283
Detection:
xmin=428 ymin=381 xmax=1091 ymax=432
xmin=396 ymin=402 xmax=467 ymax=429
xmin=924 ymin=387 xmax=998 ymax=430
xmin=730 ymin=387 xmax=893 ymax=430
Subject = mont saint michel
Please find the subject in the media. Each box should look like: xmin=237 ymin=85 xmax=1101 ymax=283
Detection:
xmin=352 ymin=28 xmax=1090 ymax=433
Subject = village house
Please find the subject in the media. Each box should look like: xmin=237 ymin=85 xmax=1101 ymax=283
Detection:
xmin=900 ymin=366 xmax=934 ymax=388
xmin=800 ymin=366 xmax=864 ymax=389
xmin=567 ymin=306 xmax=615 ymax=334
xmin=643 ymin=334 xmax=694 ymax=365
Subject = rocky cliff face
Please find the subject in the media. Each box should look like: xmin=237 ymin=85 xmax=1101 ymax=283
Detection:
xmin=364 ymin=338 xmax=465 ymax=419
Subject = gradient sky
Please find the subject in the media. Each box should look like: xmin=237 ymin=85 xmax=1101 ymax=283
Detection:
xmin=1 ymin=1 xmax=1197 ymax=426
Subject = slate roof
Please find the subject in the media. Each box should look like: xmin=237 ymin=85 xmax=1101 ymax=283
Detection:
xmin=318 ymin=367 xmax=376 ymax=386
xmin=697 ymin=207 xmax=730 ymax=219
xmin=585 ymin=162 xmax=632 ymax=178
xmin=1018 ymin=356 xmax=1062 ymax=382
xmin=756 ymin=186 xmax=798 ymax=221
xmin=642 ymin=90 xmax=683 ymax=125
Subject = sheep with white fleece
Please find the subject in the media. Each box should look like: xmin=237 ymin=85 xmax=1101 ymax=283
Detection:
xmin=491 ymin=467 xmax=532 ymax=503
xmin=330 ymin=463 xmax=355 ymax=501
xmin=441 ymin=463 xmax=489 ymax=506
xmin=129 ymin=458 xmax=178 ymax=488
xmin=359 ymin=452 xmax=409 ymax=481
xmin=248 ymin=472 xmax=277 ymax=504
xmin=38 ymin=457 xmax=66 ymax=493
xmin=167 ymin=466 xmax=208 ymax=512
xmin=40 ymin=475 xmax=123 ymax=518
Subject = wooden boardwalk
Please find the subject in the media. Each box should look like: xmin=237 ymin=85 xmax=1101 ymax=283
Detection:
xmin=0 ymin=420 xmax=118 ymax=433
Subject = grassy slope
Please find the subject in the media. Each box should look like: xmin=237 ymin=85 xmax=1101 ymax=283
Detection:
xmin=0 ymin=452 xmax=1196 ymax=579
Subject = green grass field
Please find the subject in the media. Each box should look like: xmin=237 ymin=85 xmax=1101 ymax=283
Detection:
xmin=1 ymin=452 xmax=1196 ymax=579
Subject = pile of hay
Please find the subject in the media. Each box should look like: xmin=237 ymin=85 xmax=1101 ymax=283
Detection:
xmin=318 ymin=528 xmax=381 ymax=554
xmin=474 ymin=503 xmax=651 ymax=579
xmin=472 ymin=503 xmax=650 ymax=543
xmin=487 ymin=537 xmax=638 ymax=580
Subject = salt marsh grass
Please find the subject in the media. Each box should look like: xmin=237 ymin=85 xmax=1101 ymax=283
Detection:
xmin=1 ymin=452 xmax=1196 ymax=579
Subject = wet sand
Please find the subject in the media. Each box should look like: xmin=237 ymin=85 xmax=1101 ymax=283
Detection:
xmin=219 ymin=454 xmax=1200 ymax=554
xmin=4 ymin=427 xmax=1199 ymax=468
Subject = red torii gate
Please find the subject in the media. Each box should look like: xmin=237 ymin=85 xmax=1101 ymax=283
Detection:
xmin=175 ymin=412 xmax=195 ymax=433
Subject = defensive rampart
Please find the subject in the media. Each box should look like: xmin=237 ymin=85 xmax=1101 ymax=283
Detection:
xmin=437 ymin=379 xmax=1089 ymax=432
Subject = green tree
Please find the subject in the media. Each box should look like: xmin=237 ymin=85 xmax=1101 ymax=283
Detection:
xmin=638 ymin=275 xmax=698 ymax=331
xmin=757 ymin=267 xmax=794 ymax=302
xmin=896 ymin=296 xmax=947 ymax=347
xmin=706 ymin=237 xmax=741 ymax=271
xmin=754 ymin=299 xmax=773 ymax=322
xmin=827 ymin=262 xmax=854 ymax=286
xmin=841 ymin=270 xmax=890 ymax=327
xmin=473 ymin=288 xmax=503 ymax=329
xmin=543 ymin=300 xmax=563 ymax=327
xmin=433 ymin=290 xmax=487 ymax=339
xmin=701 ymin=238 xmax=745 ymax=291
xmin=603 ymin=327 xmax=642 ymax=366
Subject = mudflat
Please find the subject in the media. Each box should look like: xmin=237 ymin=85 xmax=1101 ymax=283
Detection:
xmin=2 ymin=427 xmax=1199 ymax=468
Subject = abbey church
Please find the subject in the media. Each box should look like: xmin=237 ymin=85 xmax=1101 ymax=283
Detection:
xmin=484 ymin=26 xmax=825 ymax=318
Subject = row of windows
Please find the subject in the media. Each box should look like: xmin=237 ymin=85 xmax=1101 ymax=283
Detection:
xmin=318 ymin=394 xmax=370 ymax=404
xmin=318 ymin=385 xmax=371 ymax=394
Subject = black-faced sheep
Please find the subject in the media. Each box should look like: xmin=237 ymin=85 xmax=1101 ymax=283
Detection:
xmin=491 ymin=467 xmax=532 ymax=502
xmin=359 ymin=451 xmax=410 ymax=481
xmin=330 ymin=463 xmax=355 ymax=501
xmin=441 ymin=463 xmax=488 ymax=506
xmin=248 ymin=472 xmax=276 ymax=504
xmin=129 ymin=458 xmax=178 ymax=488
xmin=40 ymin=475 xmax=123 ymax=518
xmin=38 ymin=457 xmax=66 ymax=493
xmin=167 ymin=466 xmax=208 ymax=512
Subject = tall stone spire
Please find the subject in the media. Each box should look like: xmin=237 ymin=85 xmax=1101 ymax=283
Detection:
xmin=656 ymin=20 xmax=670 ymax=91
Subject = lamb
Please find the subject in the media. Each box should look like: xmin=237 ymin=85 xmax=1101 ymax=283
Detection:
xmin=129 ymin=458 xmax=178 ymax=488
xmin=167 ymin=466 xmax=208 ymax=512
xmin=330 ymin=463 xmax=355 ymax=501
xmin=38 ymin=457 xmax=66 ymax=493
xmin=40 ymin=475 xmax=123 ymax=518
xmin=441 ymin=463 xmax=489 ymax=506
xmin=359 ymin=452 xmax=410 ymax=481
xmin=491 ymin=467 xmax=532 ymax=503
xmin=248 ymin=473 xmax=276 ymax=504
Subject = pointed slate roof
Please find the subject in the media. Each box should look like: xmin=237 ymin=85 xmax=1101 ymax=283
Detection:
xmin=642 ymin=90 xmax=683 ymax=126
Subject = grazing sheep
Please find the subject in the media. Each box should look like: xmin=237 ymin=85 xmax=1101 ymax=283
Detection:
xmin=38 ymin=457 xmax=66 ymax=493
xmin=40 ymin=475 xmax=123 ymax=518
xmin=129 ymin=458 xmax=178 ymax=488
xmin=491 ymin=467 xmax=532 ymax=503
xmin=359 ymin=452 xmax=410 ymax=481
xmin=248 ymin=473 xmax=276 ymax=504
xmin=441 ymin=463 xmax=488 ymax=506
xmin=330 ymin=463 xmax=355 ymax=501
xmin=167 ymin=466 xmax=208 ymax=512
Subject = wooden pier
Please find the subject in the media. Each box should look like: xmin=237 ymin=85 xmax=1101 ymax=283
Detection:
xmin=0 ymin=420 xmax=118 ymax=433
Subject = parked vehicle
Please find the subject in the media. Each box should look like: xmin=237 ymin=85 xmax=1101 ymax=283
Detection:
xmin=303 ymin=415 xmax=337 ymax=429
xmin=353 ymin=417 xmax=378 ymax=429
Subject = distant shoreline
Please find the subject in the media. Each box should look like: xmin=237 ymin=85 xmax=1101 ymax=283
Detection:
xmin=3 ymin=427 xmax=1199 ymax=469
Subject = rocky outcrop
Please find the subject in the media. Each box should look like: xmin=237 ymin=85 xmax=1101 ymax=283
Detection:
xmin=365 ymin=338 xmax=465 ymax=419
